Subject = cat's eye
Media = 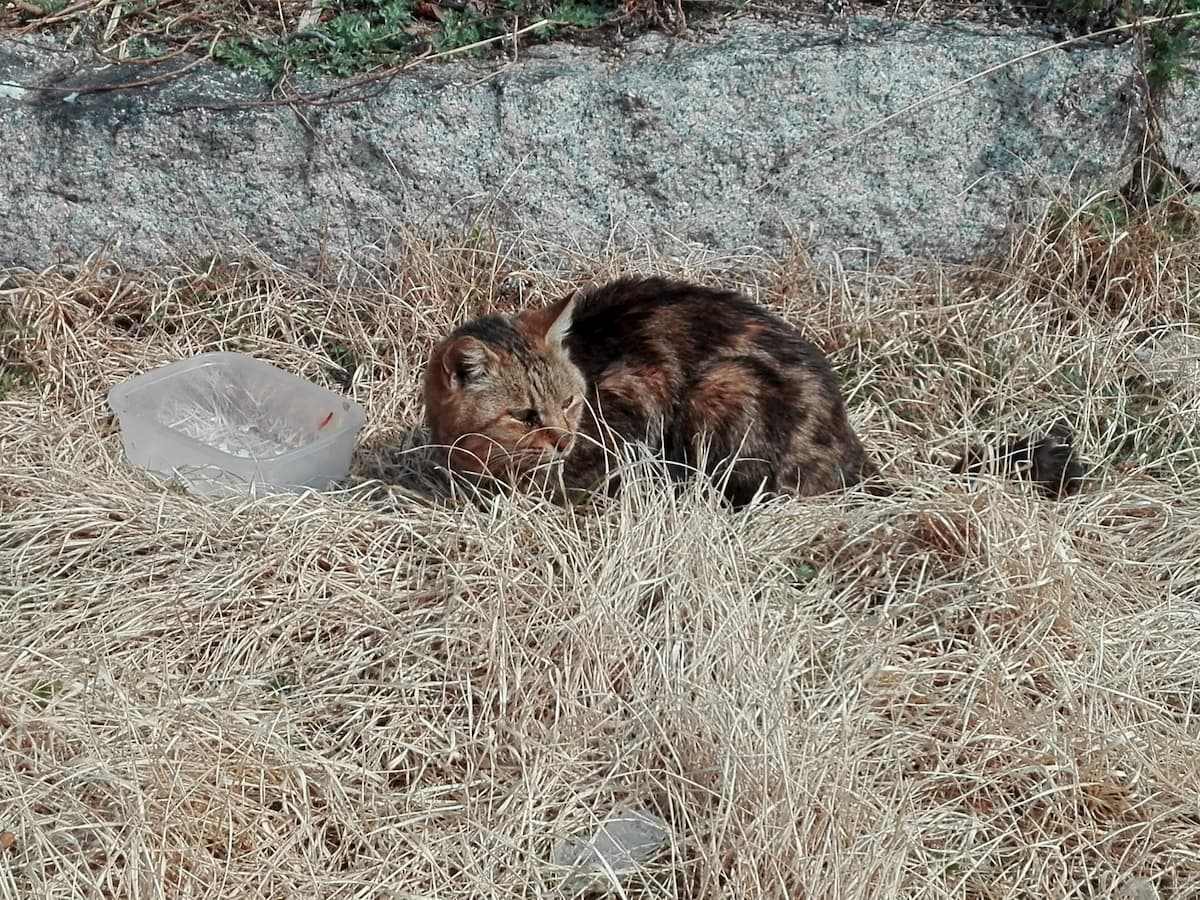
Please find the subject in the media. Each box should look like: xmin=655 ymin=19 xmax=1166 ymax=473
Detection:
xmin=512 ymin=409 xmax=541 ymax=427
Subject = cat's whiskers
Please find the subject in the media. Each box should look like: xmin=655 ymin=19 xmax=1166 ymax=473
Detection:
xmin=514 ymin=427 xmax=576 ymax=460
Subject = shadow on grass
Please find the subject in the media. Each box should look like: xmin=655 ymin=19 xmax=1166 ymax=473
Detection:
xmin=352 ymin=424 xmax=450 ymax=501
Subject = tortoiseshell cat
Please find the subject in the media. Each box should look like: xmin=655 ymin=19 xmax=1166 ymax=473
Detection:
xmin=423 ymin=277 xmax=1083 ymax=505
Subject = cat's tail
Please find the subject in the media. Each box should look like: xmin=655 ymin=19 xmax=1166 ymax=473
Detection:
xmin=859 ymin=424 xmax=1086 ymax=500
xmin=950 ymin=424 xmax=1086 ymax=499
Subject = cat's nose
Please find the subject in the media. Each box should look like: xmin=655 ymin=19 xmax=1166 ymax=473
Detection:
xmin=554 ymin=432 xmax=574 ymax=454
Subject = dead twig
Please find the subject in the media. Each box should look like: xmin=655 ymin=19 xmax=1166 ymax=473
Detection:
xmin=9 ymin=0 xmax=47 ymax=16
xmin=173 ymin=18 xmax=555 ymax=113
xmin=16 ymin=30 xmax=220 ymax=96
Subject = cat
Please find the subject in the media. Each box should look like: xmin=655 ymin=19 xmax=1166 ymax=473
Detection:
xmin=423 ymin=276 xmax=1084 ymax=506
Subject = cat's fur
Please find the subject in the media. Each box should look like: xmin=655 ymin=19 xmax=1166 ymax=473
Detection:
xmin=423 ymin=276 xmax=1083 ymax=505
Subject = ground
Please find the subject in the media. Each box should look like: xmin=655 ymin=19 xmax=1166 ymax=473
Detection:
xmin=3 ymin=1 xmax=1200 ymax=896
xmin=2 ymin=189 xmax=1199 ymax=897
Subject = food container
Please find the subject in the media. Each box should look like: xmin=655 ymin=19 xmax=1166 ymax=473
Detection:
xmin=108 ymin=351 xmax=366 ymax=496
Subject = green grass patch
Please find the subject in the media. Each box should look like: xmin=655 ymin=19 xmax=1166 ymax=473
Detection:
xmin=212 ymin=0 xmax=619 ymax=82
xmin=1048 ymin=0 xmax=1200 ymax=88
xmin=1 ymin=309 xmax=35 ymax=400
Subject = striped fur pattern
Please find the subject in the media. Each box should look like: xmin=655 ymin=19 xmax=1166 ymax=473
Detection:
xmin=423 ymin=276 xmax=1083 ymax=504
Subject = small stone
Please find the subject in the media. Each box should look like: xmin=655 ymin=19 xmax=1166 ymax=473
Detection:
xmin=1116 ymin=877 xmax=1160 ymax=900
xmin=551 ymin=807 xmax=670 ymax=895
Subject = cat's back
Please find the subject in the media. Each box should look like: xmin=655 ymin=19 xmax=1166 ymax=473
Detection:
xmin=562 ymin=276 xmax=868 ymax=500
xmin=566 ymin=276 xmax=833 ymax=377
xmin=571 ymin=276 xmax=765 ymax=333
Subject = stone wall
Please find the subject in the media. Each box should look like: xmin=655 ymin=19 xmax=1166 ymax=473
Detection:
xmin=0 ymin=17 xmax=1172 ymax=270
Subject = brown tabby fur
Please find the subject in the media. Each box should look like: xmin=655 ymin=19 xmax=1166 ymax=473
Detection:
xmin=423 ymin=277 xmax=1083 ymax=505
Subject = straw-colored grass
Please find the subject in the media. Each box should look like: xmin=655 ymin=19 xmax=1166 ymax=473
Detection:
xmin=2 ymin=196 xmax=1199 ymax=899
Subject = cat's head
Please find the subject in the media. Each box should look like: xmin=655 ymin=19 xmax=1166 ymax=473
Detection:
xmin=424 ymin=292 xmax=587 ymax=477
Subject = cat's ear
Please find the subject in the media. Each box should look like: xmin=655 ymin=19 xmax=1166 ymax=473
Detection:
xmin=438 ymin=336 xmax=498 ymax=391
xmin=521 ymin=290 xmax=580 ymax=347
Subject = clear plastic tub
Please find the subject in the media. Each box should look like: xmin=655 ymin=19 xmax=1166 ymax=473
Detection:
xmin=108 ymin=352 xmax=366 ymax=496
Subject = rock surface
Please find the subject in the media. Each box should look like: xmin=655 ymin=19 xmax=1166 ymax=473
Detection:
xmin=0 ymin=18 xmax=1145 ymax=270
xmin=1159 ymin=81 xmax=1200 ymax=181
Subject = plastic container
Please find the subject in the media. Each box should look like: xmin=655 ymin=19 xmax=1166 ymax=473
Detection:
xmin=108 ymin=352 xmax=366 ymax=496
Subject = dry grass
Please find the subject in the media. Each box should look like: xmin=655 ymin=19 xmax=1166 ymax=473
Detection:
xmin=2 ymin=197 xmax=1200 ymax=899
